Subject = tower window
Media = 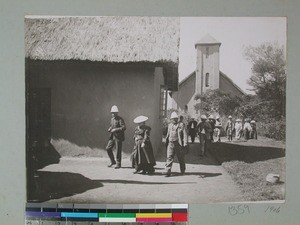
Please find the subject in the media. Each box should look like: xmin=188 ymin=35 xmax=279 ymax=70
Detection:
xmin=206 ymin=47 xmax=209 ymax=58
xmin=205 ymin=73 xmax=209 ymax=87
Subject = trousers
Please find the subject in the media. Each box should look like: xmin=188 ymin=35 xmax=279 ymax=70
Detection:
xmin=165 ymin=141 xmax=185 ymax=174
xmin=106 ymin=138 xmax=122 ymax=166
xmin=199 ymin=133 xmax=209 ymax=156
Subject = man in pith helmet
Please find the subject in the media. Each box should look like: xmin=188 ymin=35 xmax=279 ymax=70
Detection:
xmin=106 ymin=105 xmax=126 ymax=169
xmin=197 ymin=115 xmax=212 ymax=157
xmin=163 ymin=111 xmax=188 ymax=177
xmin=225 ymin=115 xmax=234 ymax=142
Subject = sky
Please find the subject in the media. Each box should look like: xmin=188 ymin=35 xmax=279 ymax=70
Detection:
xmin=179 ymin=17 xmax=287 ymax=94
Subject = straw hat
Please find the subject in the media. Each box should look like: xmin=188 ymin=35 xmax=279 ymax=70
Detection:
xmin=134 ymin=115 xmax=148 ymax=124
xmin=111 ymin=105 xmax=119 ymax=113
xmin=208 ymin=115 xmax=214 ymax=119
xmin=236 ymin=119 xmax=241 ymax=122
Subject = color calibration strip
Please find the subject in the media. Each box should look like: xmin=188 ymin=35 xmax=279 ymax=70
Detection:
xmin=25 ymin=203 xmax=188 ymax=224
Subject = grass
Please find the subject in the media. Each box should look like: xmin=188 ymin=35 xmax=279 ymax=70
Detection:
xmin=209 ymin=136 xmax=286 ymax=201
xmin=222 ymin=158 xmax=285 ymax=201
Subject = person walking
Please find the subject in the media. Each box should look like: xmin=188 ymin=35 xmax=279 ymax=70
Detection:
xmin=214 ymin=116 xmax=222 ymax=142
xmin=225 ymin=115 xmax=234 ymax=142
xmin=243 ymin=118 xmax=252 ymax=141
xmin=235 ymin=119 xmax=243 ymax=140
xmin=132 ymin=115 xmax=156 ymax=175
xmin=197 ymin=115 xmax=212 ymax=157
xmin=208 ymin=115 xmax=216 ymax=143
xmin=187 ymin=118 xmax=197 ymax=143
xmin=106 ymin=105 xmax=126 ymax=169
xmin=250 ymin=120 xmax=257 ymax=139
xmin=163 ymin=112 xmax=188 ymax=177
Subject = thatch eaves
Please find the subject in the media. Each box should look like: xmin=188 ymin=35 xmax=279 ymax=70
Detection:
xmin=25 ymin=16 xmax=180 ymax=90
xmin=25 ymin=16 xmax=179 ymax=64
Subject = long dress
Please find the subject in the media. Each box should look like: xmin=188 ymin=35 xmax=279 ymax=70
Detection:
xmin=235 ymin=122 xmax=243 ymax=139
xmin=132 ymin=125 xmax=156 ymax=174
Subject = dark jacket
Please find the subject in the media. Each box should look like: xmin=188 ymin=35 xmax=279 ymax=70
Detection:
xmin=108 ymin=116 xmax=126 ymax=141
xmin=209 ymin=119 xmax=215 ymax=130
xmin=187 ymin=120 xmax=198 ymax=131
xmin=197 ymin=121 xmax=212 ymax=139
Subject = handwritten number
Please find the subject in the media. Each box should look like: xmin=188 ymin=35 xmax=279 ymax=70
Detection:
xmin=265 ymin=206 xmax=280 ymax=213
xmin=228 ymin=205 xmax=250 ymax=216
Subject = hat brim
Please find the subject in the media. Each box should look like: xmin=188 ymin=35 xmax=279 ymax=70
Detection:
xmin=133 ymin=116 xmax=149 ymax=124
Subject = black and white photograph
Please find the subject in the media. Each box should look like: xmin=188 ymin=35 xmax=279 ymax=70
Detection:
xmin=25 ymin=16 xmax=286 ymax=204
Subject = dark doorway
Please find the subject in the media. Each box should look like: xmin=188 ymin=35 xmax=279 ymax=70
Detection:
xmin=27 ymin=88 xmax=56 ymax=201
xmin=27 ymin=88 xmax=51 ymax=149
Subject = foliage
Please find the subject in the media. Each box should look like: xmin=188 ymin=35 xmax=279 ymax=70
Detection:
xmin=244 ymin=42 xmax=286 ymax=119
xmin=194 ymin=89 xmax=242 ymax=117
xmin=259 ymin=119 xmax=286 ymax=140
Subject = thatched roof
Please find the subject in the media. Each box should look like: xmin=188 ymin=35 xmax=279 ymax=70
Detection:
xmin=25 ymin=16 xmax=180 ymax=90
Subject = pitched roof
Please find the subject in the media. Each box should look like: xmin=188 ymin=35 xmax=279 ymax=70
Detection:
xmin=195 ymin=34 xmax=221 ymax=46
xmin=219 ymin=71 xmax=246 ymax=95
xmin=25 ymin=16 xmax=180 ymax=91
xmin=178 ymin=70 xmax=245 ymax=95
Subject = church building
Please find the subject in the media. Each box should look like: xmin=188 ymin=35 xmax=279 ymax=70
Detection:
xmin=171 ymin=34 xmax=245 ymax=118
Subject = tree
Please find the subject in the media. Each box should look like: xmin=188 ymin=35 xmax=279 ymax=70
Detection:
xmin=244 ymin=42 xmax=286 ymax=119
xmin=194 ymin=89 xmax=242 ymax=117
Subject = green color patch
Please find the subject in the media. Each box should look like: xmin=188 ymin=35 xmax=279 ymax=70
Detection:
xmin=98 ymin=213 xmax=136 ymax=218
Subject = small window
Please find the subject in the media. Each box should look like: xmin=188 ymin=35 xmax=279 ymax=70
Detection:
xmin=205 ymin=73 xmax=209 ymax=87
xmin=160 ymin=86 xmax=168 ymax=118
xmin=206 ymin=47 xmax=209 ymax=58
xmin=184 ymin=105 xmax=188 ymax=111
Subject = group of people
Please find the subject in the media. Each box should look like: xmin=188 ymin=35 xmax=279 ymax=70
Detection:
xmin=225 ymin=116 xmax=257 ymax=141
xmin=187 ymin=115 xmax=223 ymax=144
xmin=105 ymin=105 xmax=189 ymax=177
xmin=105 ymin=105 xmax=257 ymax=177
xmin=105 ymin=105 xmax=156 ymax=175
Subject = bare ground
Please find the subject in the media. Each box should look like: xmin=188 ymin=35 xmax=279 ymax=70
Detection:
xmin=32 ymin=143 xmax=246 ymax=204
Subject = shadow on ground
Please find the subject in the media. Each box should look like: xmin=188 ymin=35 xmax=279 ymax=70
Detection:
xmin=27 ymin=171 xmax=103 ymax=202
xmin=171 ymin=172 xmax=222 ymax=178
xmin=27 ymin=171 xmax=197 ymax=202
xmin=156 ymin=142 xmax=220 ymax=166
xmin=210 ymin=141 xmax=285 ymax=164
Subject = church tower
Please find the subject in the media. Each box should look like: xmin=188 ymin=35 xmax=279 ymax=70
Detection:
xmin=195 ymin=34 xmax=221 ymax=95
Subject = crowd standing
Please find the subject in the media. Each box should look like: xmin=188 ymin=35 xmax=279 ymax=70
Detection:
xmin=105 ymin=105 xmax=258 ymax=177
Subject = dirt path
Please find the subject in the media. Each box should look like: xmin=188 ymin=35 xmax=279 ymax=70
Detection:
xmin=35 ymin=142 xmax=245 ymax=203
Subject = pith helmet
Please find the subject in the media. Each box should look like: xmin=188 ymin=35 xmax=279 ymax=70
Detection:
xmin=134 ymin=115 xmax=148 ymax=124
xmin=201 ymin=115 xmax=207 ymax=120
xmin=228 ymin=115 xmax=232 ymax=119
xmin=111 ymin=105 xmax=119 ymax=113
xmin=216 ymin=115 xmax=220 ymax=119
xmin=236 ymin=119 xmax=241 ymax=122
xmin=209 ymin=115 xmax=214 ymax=119
xmin=170 ymin=112 xmax=179 ymax=119
xmin=250 ymin=120 xmax=256 ymax=124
